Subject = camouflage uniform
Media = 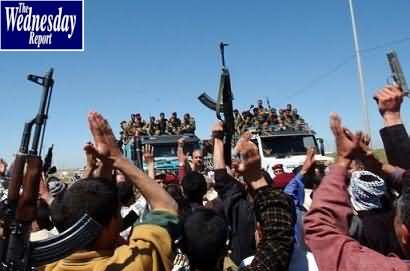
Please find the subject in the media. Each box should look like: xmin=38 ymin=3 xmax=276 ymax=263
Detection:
xmin=180 ymin=113 xmax=196 ymax=134
xmin=158 ymin=113 xmax=168 ymax=135
xmin=167 ymin=112 xmax=181 ymax=135
xmin=233 ymin=109 xmax=244 ymax=136
xmin=146 ymin=117 xmax=160 ymax=136
xmin=130 ymin=113 xmax=147 ymax=136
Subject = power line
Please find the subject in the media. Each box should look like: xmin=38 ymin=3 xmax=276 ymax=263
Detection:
xmin=285 ymin=56 xmax=353 ymax=99
xmin=285 ymin=35 xmax=410 ymax=99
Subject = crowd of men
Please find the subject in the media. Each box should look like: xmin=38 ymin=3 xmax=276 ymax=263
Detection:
xmin=1 ymin=84 xmax=410 ymax=271
xmin=234 ymin=100 xmax=310 ymax=136
xmin=120 ymin=112 xmax=196 ymax=142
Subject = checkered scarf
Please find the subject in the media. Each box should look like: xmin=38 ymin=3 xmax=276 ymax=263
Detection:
xmin=348 ymin=170 xmax=385 ymax=212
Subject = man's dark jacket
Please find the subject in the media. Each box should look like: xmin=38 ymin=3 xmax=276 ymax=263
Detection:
xmin=214 ymin=169 xmax=256 ymax=265
xmin=380 ymin=124 xmax=410 ymax=169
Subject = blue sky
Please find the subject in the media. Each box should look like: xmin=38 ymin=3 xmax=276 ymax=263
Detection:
xmin=1 ymin=0 xmax=410 ymax=168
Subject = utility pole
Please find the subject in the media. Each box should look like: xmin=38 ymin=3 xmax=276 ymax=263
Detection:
xmin=348 ymin=0 xmax=371 ymax=137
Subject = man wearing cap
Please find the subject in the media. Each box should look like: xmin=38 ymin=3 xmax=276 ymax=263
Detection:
xmin=272 ymin=164 xmax=295 ymax=189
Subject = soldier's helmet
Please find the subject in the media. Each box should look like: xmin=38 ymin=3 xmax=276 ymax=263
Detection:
xmin=135 ymin=113 xmax=142 ymax=120
xmin=172 ymin=112 xmax=177 ymax=117
xmin=150 ymin=116 xmax=155 ymax=122
xmin=160 ymin=112 xmax=165 ymax=118
xmin=257 ymin=99 xmax=263 ymax=106
xmin=184 ymin=113 xmax=190 ymax=119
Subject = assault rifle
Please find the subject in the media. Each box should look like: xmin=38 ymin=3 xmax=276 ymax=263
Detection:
xmin=43 ymin=144 xmax=54 ymax=177
xmin=0 ymin=69 xmax=102 ymax=271
xmin=387 ymin=50 xmax=409 ymax=95
xmin=133 ymin=136 xmax=144 ymax=170
xmin=198 ymin=42 xmax=235 ymax=167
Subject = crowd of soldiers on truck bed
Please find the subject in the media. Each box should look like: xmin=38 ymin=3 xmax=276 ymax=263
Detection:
xmin=119 ymin=100 xmax=309 ymax=147
xmin=235 ymin=100 xmax=310 ymax=135
xmin=119 ymin=112 xmax=196 ymax=143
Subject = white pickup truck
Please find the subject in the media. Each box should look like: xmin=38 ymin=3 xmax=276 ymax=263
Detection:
xmin=251 ymin=130 xmax=333 ymax=176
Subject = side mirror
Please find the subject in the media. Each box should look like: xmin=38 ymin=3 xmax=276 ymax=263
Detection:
xmin=317 ymin=138 xmax=325 ymax=156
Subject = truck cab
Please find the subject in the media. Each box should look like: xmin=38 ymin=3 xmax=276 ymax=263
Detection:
xmin=251 ymin=130 xmax=333 ymax=176
xmin=140 ymin=133 xmax=201 ymax=173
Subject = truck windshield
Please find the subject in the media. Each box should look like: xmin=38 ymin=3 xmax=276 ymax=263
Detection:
xmin=153 ymin=143 xmax=197 ymax=158
xmin=260 ymin=135 xmax=318 ymax=157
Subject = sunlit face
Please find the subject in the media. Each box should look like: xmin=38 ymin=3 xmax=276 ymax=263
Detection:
xmin=273 ymin=167 xmax=284 ymax=175
xmin=192 ymin=150 xmax=203 ymax=168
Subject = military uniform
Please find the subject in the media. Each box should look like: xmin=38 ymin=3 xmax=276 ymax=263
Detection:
xmin=158 ymin=118 xmax=167 ymax=135
xmin=167 ymin=117 xmax=181 ymax=135
xmin=180 ymin=115 xmax=196 ymax=134
xmin=146 ymin=117 xmax=160 ymax=136
xmin=233 ymin=110 xmax=244 ymax=136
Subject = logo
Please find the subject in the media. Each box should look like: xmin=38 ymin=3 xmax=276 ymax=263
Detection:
xmin=0 ymin=0 xmax=84 ymax=51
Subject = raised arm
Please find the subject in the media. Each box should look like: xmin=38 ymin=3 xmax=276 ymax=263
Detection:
xmin=87 ymin=112 xmax=177 ymax=214
xmin=304 ymin=113 xmax=407 ymax=271
xmin=375 ymin=85 xmax=410 ymax=169
xmin=284 ymin=147 xmax=316 ymax=209
xmin=357 ymin=135 xmax=405 ymax=192
xmin=142 ymin=144 xmax=155 ymax=179
xmin=212 ymin=121 xmax=256 ymax=264
xmin=235 ymin=138 xmax=294 ymax=271
xmin=212 ymin=121 xmax=226 ymax=170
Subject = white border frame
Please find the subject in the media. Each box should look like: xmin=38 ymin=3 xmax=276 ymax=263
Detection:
xmin=0 ymin=0 xmax=84 ymax=51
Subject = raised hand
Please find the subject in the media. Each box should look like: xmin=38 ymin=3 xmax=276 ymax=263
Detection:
xmin=212 ymin=121 xmax=224 ymax=139
xmin=359 ymin=133 xmax=372 ymax=155
xmin=330 ymin=113 xmax=362 ymax=167
xmin=88 ymin=112 xmax=123 ymax=166
xmin=83 ymin=142 xmax=97 ymax=178
xmin=300 ymin=147 xmax=316 ymax=176
xmin=143 ymin=144 xmax=154 ymax=164
xmin=177 ymin=137 xmax=189 ymax=164
xmin=374 ymin=85 xmax=404 ymax=126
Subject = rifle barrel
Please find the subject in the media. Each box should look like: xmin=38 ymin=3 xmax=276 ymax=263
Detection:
xmin=30 ymin=69 xmax=54 ymax=155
